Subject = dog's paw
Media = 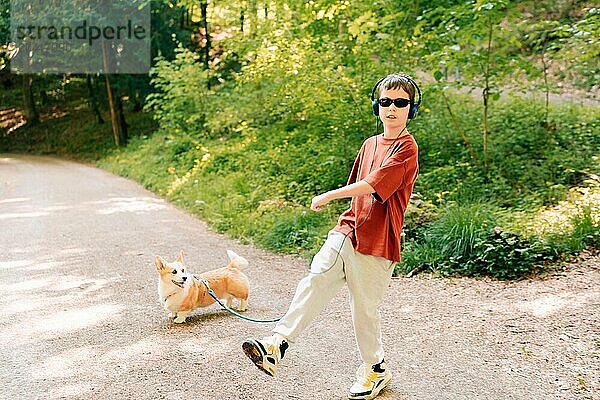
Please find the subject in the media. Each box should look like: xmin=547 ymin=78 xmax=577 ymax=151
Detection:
xmin=237 ymin=299 xmax=248 ymax=312
xmin=168 ymin=312 xmax=176 ymax=318
xmin=174 ymin=316 xmax=187 ymax=323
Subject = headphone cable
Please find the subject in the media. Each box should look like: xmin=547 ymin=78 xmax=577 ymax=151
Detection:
xmin=307 ymin=121 xmax=412 ymax=275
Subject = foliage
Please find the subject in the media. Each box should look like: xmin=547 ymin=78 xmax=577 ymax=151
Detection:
xmin=566 ymin=206 xmax=600 ymax=251
xmin=443 ymin=228 xmax=558 ymax=280
xmin=414 ymin=94 xmax=599 ymax=209
xmin=260 ymin=209 xmax=332 ymax=254
xmin=0 ymin=0 xmax=8 ymax=69
xmin=398 ymin=205 xmax=558 ymax=280
xmin=150 ymin=0 xmax=194 ymax=60
xmin=146 ymin=46 xmax=210 ymax=139
xmin=2 ymin=0 xmax=599 ymax=280
xmin=96 ymin=87 xmax=600 ymax=278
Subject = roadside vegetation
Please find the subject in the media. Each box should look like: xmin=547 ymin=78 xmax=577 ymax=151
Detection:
xmin=1 ymin=0 xmax=598 ymax=279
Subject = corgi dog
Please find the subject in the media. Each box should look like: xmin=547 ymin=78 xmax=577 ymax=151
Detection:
xmin=155 ymin=249 xmax=250 ymax=323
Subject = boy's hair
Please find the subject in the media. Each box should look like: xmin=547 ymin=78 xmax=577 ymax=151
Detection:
xmin=376 ymin=73 xmax=416 ymax=103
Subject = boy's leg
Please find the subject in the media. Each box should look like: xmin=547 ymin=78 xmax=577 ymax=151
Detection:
xmin=272 ymin=230 xmax=349 ymax=341
xmin=243 ymin=230 xmax=349 ymax=376
xmin=345 ymin=252 xmax=394 ymax=399
xmin=345 ymin=252 xmax=394 ymax=366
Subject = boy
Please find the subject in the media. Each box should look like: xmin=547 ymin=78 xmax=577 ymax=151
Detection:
xmin=242 ymin=73 xmax=420 ymax=400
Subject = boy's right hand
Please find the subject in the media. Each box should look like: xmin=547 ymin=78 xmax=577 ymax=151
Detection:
xmin=311 ymin=193 xmax=330 ymax=212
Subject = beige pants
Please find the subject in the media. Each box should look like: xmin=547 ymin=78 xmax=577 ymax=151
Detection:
xmin=273 ymin=230 xmax=395 ymax=365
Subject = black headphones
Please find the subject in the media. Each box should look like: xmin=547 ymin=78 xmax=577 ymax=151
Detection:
xmin=371 ymin=73 xmax=422 ymax=119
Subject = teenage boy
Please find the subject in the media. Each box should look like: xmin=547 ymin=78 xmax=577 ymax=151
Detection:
xmin=242 ymin=73 xmax=420 ymax=400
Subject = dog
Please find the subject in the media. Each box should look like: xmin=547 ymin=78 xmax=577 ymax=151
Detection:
xmin=155 ymin=249 xmax=250 ymax=323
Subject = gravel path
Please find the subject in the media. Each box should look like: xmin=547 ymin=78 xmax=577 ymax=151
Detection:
xmin=0 ymin=154 xmax=598 ymax=400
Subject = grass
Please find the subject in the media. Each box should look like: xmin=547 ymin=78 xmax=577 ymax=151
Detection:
xmin=2 ymin=86 xmax=598 ymax=279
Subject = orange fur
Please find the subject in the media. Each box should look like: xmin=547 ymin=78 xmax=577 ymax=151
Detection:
xmin=156 ymin=249 xmax=250 ymax=323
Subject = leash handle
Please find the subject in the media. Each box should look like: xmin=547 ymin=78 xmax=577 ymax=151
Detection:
xmin=197 ymin=277 xmax=282 ymax=324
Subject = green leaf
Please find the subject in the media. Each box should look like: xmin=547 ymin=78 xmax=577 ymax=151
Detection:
xmin=434 ymin=70 xmax=444 ymax=82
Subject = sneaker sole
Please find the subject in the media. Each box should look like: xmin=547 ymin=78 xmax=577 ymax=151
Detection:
xmin=348 ymin=375 xmax=392 ymax=400
xmin=242 ymin=339 xmax=274 ymax=377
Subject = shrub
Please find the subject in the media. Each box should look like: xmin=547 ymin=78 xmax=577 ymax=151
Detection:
xmin=443 ymin=228 xmax=559 ymax=280
xmin=570 ymin=206 xmax=600 ymax=250
xmin=397 ymin=203 xmax=495 ymax=275
xmin=546 ymin=206 xmax=600 ymax=255
xmin=260 ymin=208 xmax=334 ymax=255
xmin=145 ymin=46 xmax=209 ymax=139
xmin=396 ymin=204 xmax=561 ymax=280
xmin=98 ymin=42 xmax=599 ymax=281
xmin=424 ymin=203 xmax=495 ymax=258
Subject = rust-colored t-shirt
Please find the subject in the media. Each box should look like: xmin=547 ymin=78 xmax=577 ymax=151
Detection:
xmin=334 ymin=133 xmax=419 ymax=262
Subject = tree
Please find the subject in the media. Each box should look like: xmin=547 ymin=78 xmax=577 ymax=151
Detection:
xmin=0 ymin=0 xmax=9 ymax=71
xmin=418 ymin=1 xmax=524 ymax=175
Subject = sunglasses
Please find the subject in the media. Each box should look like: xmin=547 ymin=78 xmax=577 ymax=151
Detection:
xmin=378 ymin=97 xmax=411 ymax=108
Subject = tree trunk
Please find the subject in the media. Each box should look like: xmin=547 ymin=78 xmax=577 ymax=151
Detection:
xmin=338 ymin=18 xmax=347 ymax=37
xmin=87 ymin=75 xmax=104 ymax=124
xmin=240 ymin=7 xmax=245 ymax=32
xmin=182 ymin=7 xmax=186 ymax=29
xmin=116 ymin=94 xmax=128 ymax=146
xmin=482 ymin=86 xmax=490 ymax=175
xmin=102 ymin=41 xmax=124 ymax=147
xmin=105 ymin=74 xmax=121 ymax=147
xmin=132 ymin=91 xmax=144 ymax=113
xmin=201 ymin=0 xmax=210 ymax=88
xmin=541 ymin=35 xmax=551 ymax=132
xmin=441 ymin=91 xmax=477 ymax=162
xmin=22 ymin=74 xmax=40 ymax=126
xmin=39 ymin=90 xmax=48 ymax=107
xmin=482 ymin=19 xmax=493 ymax=177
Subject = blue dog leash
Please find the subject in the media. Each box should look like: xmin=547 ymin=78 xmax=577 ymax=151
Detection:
xmin=195 ymin=275 xmax=283 ymax=324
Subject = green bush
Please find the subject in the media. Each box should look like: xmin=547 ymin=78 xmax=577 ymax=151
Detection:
xmin=546 ymin=206 xmax=600 ymax=255
xmin=396 ymin=204 xmax=561 ymax=280
xmin=414 ymin=95 xmax=600 ymax=209
xmin=102 ymin=84 xmax=598 ymax=279
xmin=145 ymin=46 xmax=210 ymax=139
xmin=259 ymin=209 xmax=331 ymax=254
xmin=571 ymin=206 xmax=600 ymax=250
xmin=94 ymin=39 xmax=598 ymax=280
xmin=424 ymin=203 xmax=495 ymax=258
xmin=397 ymin=199 xmax=599 ymax=280
xmin=444 ymin=229 xmax=559 ymax=280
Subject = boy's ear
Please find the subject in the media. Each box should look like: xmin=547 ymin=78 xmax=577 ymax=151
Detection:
xmin=177 ymin=250 xmax=185 ymax=264
xmin=155 ymin=255 xmax=166 ymax=271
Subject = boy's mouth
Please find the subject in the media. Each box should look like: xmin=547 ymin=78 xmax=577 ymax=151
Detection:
xmin=386 ymin=115 xmax=397 ymax=119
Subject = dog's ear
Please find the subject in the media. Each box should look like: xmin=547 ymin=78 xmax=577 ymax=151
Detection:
xmin=177 ymin=250 xmax=185 ymax=264
xmin=155 ymin=255 xmax=166 ymax=271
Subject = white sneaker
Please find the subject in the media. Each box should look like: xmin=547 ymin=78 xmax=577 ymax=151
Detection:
xmin=348 ymin=360 xmax=392 ymax=399
xmin=242 ymin=334 xmax=289 ymax=377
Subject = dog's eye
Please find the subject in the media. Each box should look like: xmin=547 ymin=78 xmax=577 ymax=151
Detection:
xmin=172 ymin=269 xmax=177 ymax=274
xmin=181 ymin=269 xmax=185 ymax=273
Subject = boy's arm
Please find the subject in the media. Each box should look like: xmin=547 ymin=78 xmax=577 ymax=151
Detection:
xmin=311 ymin=180 xmax=375 ymax=211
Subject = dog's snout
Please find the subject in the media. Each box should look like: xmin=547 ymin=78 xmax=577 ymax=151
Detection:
xmin=182 ymin=276 xmax=187 ymax=281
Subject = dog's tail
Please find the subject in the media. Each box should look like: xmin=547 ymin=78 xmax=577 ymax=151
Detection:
xmin=226 ymin=249 xmax=249 ymax=270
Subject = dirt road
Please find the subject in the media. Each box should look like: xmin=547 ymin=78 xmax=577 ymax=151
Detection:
xmin=0 ymin=155 xmax=598 ymax=400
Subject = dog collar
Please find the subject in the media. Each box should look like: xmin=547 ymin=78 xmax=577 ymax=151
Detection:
xmin=162 ymin=291 xmax=177 ymax=303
